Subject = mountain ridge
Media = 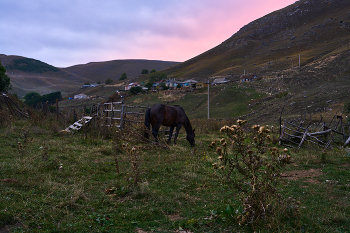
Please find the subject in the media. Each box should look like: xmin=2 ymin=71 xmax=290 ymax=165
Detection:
xmin=164 ymin=0 xmax=350 ymax=79
xmin=0 ymin=54 xmax=179 ymax=96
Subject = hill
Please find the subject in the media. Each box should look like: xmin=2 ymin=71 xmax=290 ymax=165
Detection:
xmin=63 ymin=59 xmax=179 ymax=83
xmin=0 ymin=54 xmax=179 ymax=97
xmin=163 ymin=0 xmax=350 ymax=79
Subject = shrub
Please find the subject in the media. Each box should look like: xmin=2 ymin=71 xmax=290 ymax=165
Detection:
xmin=210 ymin=120 xmax=299 ymax=229
xmin=129 ymin=86 xmax=143 ymax=95
xmin=105 ymin=78 xmax=114 ymax=84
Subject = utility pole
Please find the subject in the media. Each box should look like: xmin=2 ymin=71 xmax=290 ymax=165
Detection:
xmin=207 ymin=78 xmax=210 ymax=119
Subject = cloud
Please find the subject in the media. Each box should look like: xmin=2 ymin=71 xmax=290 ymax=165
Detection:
xmin=0 ymin=0 xmax=297 ymax=67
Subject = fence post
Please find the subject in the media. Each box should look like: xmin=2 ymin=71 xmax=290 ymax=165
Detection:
xmin=120 ymin=104 xmax=124 ymax=132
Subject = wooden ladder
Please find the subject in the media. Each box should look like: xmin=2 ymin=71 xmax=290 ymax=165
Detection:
xmin=65 ymin=116 xmax=93 ymax=132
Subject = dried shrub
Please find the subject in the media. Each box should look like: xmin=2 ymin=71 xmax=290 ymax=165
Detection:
xmin=210 ymin=120 xmax=300 ymax=229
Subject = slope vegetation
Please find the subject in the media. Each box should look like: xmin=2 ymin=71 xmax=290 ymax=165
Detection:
xmin=164 ymin=0 xmax=350 ymax=79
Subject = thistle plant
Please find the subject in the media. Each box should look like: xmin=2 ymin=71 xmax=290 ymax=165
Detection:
xmin=210 ymin=120 xmax=297 ymax=228
xmin=17 ymin=142 xmax=26 ymax=157
xmin=121 ymin=142 xmax=140 ymax=186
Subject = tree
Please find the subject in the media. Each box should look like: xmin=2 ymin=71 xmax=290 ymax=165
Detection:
xmin=141 ymin=69 xmax=149 ymax=74
xmin=160 ymin=82 xmax=169 ymax=90
xmin=129 ymin=86 xmax=143 ymax=95
xmin=84 ymin=82 xmax=90 ymax=85
xmin=149 ymin=71 xmax=167 ymax=84
xmin=119 ymin=72 xmax=127 ymax=80
xmin=150 ymin=69 xmax=156 ymax=73
xmin=97 ymin=81 xmax=101 ymax=84
xmin=105 ymin=78 xmax=113 ymax=85
xmin=145 ymin=82 xmax=153 ymax=90
xmin=0 ymin=61 xmax=11 ymax=92
xmin=23 ymin=92 xmax=41 ymax=107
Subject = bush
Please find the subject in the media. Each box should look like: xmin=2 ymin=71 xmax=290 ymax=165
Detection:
xmin=105 ymin=79 xmax=113 ymax=85
xmin=129 ymin=86 xmax=143 ymax=95
xmin=210 ymin=120 xmax=299 ymax=229
xmin=119 ymin=73 xmax=127 ymax=80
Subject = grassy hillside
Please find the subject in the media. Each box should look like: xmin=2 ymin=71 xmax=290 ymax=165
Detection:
xmin=164 ymin=0 xmax=350 ymax=79
xmin=0 ymin=113 xmax=349 ymax=232
xmin=0 ymin=54 xmax=179 ymax=97
xmin=63 ymin=59 xmax=180 ymax=83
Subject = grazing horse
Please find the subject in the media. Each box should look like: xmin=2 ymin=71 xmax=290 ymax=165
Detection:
xmin=144 ymin=104 xmax=195 ymax=146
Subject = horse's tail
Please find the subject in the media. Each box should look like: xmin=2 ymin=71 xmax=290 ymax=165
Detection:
xmin=144 ymin=108 xmax=151 ymax=138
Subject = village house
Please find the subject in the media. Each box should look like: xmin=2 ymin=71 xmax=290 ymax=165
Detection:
xmin=212 ymin=77 xmax=229 ymax=86
xmin=195 ymin=82 xmax=210 ymax=88
xmin=80 ymin=83 xmax=99 ymax=89
xmin=240 ymin=75 xmax=257 ymax=82
xmin=74 ymin=93 xmax=88 ymax=99
xmin=125 ymin=82 xmax=141 ymax=91
xmin=183 ymin=79 xmax=198 ymax=89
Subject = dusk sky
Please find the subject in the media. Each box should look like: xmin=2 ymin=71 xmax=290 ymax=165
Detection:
xmin=1 ymin=0 xmax=297 ymax=68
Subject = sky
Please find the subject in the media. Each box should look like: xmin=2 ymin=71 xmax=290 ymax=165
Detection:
xmin=0 ymin=0 xmax=297 ymax=68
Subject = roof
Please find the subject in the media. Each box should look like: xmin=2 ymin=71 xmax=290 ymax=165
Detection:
xmin=184 ymin=79 xmax=198 ymax=83
xmin=212 ymin=78 xmax=228 ymax=84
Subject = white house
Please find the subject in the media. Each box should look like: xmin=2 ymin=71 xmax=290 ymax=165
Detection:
xmin=74 ymin=93 xmax=88 ymax=99
xmin=212 ymin=78 xmax=229 ymax=85
xmin=125 ymin=82 xmax=141 ymax=91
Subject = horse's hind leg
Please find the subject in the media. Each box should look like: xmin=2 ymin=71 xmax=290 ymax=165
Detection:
xmin=174 ymin=124 xmax=183 ymax=144
xmin=167 ymin=126 xmax=175 ymax=144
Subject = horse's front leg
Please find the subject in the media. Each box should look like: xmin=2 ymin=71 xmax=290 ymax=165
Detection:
xmin=174 ymin=124 xmax=183 ymax=144
xmin=152 ymin=123 xmax=162 ymax=142
xmin=168 ymin=126 xmax=175 ymax=144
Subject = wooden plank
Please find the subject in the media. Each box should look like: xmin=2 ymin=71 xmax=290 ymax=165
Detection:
xmin=298 ymin=129 xmax=308 ymax=149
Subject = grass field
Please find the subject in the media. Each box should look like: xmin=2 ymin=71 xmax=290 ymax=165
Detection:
xmin=0 ymin=115 xmax=349 ymax=232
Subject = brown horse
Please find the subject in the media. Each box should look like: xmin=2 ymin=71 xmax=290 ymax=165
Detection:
xmin=144 ymin=104 xmax=195 ymax=146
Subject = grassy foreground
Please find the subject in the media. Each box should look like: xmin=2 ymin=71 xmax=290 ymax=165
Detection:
xmin=0 ymin=118 xmax=350 ymax=232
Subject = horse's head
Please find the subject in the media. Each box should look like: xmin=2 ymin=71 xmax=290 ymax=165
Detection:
xmin=186 ymin=129 xmax=195 ymax=147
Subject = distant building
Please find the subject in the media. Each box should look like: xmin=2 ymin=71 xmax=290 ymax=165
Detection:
xmin=125 ymin=82 xmax=141 ymax=91
xmin=196 ymin=82 xmax=210 ymax=88
xmin=80 ymin=83 xmax=99 ymax=89
xmin=74 ymin=93 xmax=88 ymax=99
xmin=183 ymin=79 xmax=198 ymax=89
xmin=212 ymin=78 xmax=229 ymax=85
xmin=240 ymin=75 xmax=257 ymax=82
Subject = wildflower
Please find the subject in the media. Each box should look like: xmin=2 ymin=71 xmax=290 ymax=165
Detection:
xmin=283 ymin=148 xmax=288 ymax=153
xmin=220 ymin=166 xmax=225 ymax=170
xmin=231 ymin=125 xmax=238 ymax=129
xmin=131 ymin=147 xmax=137 ymax=152
xmin=220 ymin=138 xmax=226 ymax=144
xmin=258 ymin=126 xmax=266 ymax=135
xmin=220 ymin=126 xmax=228 ymax=132
xmin=218 ymin=156 xmax=223 ymax=160
xmin=216 ymin=147 xmax=223 ymax=155
xmin=237 ymin=119 xmax=247 ymax=126
xmin=266 ymin=135 xmax=271 ymax=140
xmin=253 ymin=137 xmax=258 ymax=142
xmin=222 ymin=142 xmax=227 ymax=147
xmin=247 ymin=150 xmax=253 ymax=155
xmin=252 ymin=125 xmax=260 ymax=131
